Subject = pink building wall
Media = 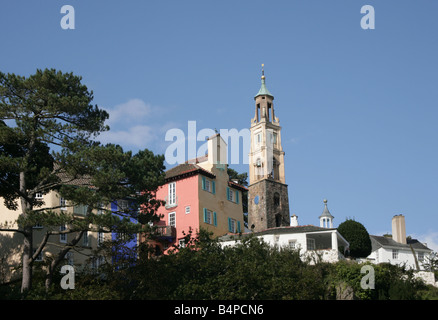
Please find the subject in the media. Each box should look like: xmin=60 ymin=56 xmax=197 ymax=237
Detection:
xmin=155 ymin=174 xmax=200 ymax=245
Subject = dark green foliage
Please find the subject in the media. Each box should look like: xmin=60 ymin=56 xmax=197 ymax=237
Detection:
xmin=0 ymin=69 xmax=166 ymax=293
xmin=2 ymin=230 xmax=437 ymax=300
xmin=227 ymin=167 xmax=248 ymax=224
xmin=337 ymin=219 xmax=372 ymax=258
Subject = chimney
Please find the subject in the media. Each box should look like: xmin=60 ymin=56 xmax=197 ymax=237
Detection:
xmin=207 ymin=133 xmax=227 ymax=166
xmin=392 ymin=214 xmax=407 ymax=244
xmin=290 ymin=214 xmax=299 ymax=227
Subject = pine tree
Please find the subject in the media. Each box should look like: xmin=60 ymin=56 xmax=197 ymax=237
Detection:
xmin=0 ymin=69 xmax=165 ymax=293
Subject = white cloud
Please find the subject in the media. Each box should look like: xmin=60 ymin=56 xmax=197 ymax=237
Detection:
xmin=98 ymin=125 xmax=156 ymax=149
xmin=104 ymin=99 xmax=152 ymax=127
xmin=95 ymin=99 xmax=183 ymax=152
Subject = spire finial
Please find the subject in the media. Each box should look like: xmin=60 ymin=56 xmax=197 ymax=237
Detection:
xmin=261 ymin=63 xmax=265 ymax=80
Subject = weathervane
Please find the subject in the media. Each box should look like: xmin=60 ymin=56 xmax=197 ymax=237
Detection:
xmin=261 ymin=63 xmax=265 ymax=79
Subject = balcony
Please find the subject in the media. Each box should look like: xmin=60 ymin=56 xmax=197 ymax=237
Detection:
xmin=155 ymin=225 xmax=176 ymax=239
xmin=73 ymin=204 xmax=88 ymax=216
xmin=164 ymin=195 xmax=178 ymax=209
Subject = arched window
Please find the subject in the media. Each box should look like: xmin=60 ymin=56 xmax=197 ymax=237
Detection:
xmin=274 ymin=192 xmax=280 ymax=208
xmin=275 ymin=214 xmax=282 ymax=227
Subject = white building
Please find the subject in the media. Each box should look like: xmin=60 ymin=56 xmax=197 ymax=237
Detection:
xmin=367 ymin=214 xmax=433 ymax=271
xmin=220 ymin=201 xmax=349 ymax=264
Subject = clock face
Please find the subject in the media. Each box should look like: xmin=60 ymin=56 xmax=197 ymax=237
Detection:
xmin=254 ymin=196 xmax=259 ymax=205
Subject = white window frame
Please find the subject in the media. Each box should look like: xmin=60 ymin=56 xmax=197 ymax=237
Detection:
xmin=185 ymin=206 xmax=191 ymax=214
xmin=228 ymin=188 xmax=234 ymax=202
xmin=168 ymin=212 xmax=176 ymax=227
xmin=204 ymin=179 xmax=211 ymax=192
xmin=288 ymin=239 xmax=297 ymax=249
xmin=307 ymin=238 xmax=316 ymax=251
xmin=118 ymin=199 xmax=130 ymax=211
xmin=97 ymin=231 xmax=104 ymax=247
xmin=392 ymin=249 xmax=399 ymax=260
xmin=60 ymin=198 xmax=67 ymax=211
xmin=179 ymin=239 xmax=186 ymax=248
xmin=60 ymin=225 xmax=67 ymax=243
xmin=229 ymin=218 xmax=236 ymax=233
xmin=168 ymin=182 xmax=176 ymax=206
xmin=35 ymin=192 xmax=43 ymax=199
xmin=205 ymin=209 xmax=213 ymax=225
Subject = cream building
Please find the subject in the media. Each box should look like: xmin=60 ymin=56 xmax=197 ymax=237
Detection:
xmin=0 ymin=187 xmax=109 ymax=283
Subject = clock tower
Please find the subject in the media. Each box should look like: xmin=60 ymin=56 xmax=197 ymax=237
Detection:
xmin=248 ymin=65 xmax=290 ymax=232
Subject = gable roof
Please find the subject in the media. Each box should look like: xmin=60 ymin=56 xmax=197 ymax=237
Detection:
xmin=370 ymin=235 xmax=432 ymax=251
xmin=165 ymin=163 xmax=216 ymax=182
xmin=219 ymin=225 xmax=336 ymax=242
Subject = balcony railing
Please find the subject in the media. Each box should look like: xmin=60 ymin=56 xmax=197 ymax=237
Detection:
xmin=155 ymin=225 xmax=176 ymax=239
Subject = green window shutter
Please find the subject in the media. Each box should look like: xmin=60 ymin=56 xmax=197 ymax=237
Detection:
xmin=203 ymin=208 xmax=208 ymax=223
xmin=212 ymin=181 xmax=216 ymax=194
xmin=226 ymin=187 xmax=230 ymax=201
xmin=237 ymin=221 xmax=241 ymax=233
xmin=228 ymin=217 xmax=232 ymax=232
xmin=213 ymin=212 xmax=217 ymax=226
xmin=202 ymin=176 xmax=206 ymax=190
xmin=235 ymin=191 xmax=239 ymax=204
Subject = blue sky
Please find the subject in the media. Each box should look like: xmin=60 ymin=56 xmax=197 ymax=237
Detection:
xmin=1 ymin=1 xmax=437 ymax=251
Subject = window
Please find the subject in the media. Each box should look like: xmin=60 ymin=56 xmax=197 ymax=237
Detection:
xmin=82 ymin=231 xmax=89 ymax=247
xmin=307 ymin=238 xmax=315 ymax=251
xmin=185 ymin=206 xmax=190 ymax=214
xmin=418 ymin=252 xmax=424 ymax=263
xmin=118 ymin=200 xmax=130 ymax=211
xmin=168 ymin=182 xmax=176 ymax=206
xmin=60 ymin=225 xmax=67 ymax=243
xmin=203 ymin=208 xmax=217 ymax=226
xmin=74 ymin=204 xmax=88 ymax=216
xmin=97 ymin=231 xmax=104 ymax=247
xmin=288 ymin=240 xmax=297 ymax=249
xmin=202 ymin=177 xmax=215 ymax=194
xmin=35 ymin=192 xmax=43 ymax=199
xmin=179 ymin=239 xmax=186 ymax=248
xmin=65 ymin=252 xmax=74 ymax=266
xmin=255 ymin=132 xmax=262 ymax=147
xmin=168 ymin=212 xmax=176 ymax=227
xmin=227 ymin=217 xmax=241 ymax=233
xmin=274 ymin=193 xmax=280 ymax=208
xmin=33 ymin=249 xmax=43 ymax=262
xmin=33 ymin=223 xmax=43 ymax=229
xmin=228 ymin=188 xmax=234 ymax=202
xmin=392 ymin=249 xmax=399 ymax=260
xmin=97 ymin=203 xmax=105 ymax=215
xmin=60 ymin=198 xmax=67 ymax=211
xmin=227 ymin=187 xmax=239 ymax=204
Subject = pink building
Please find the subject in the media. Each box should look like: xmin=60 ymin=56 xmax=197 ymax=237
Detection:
xmin=148 ymin=135 xmax=246 ymax=254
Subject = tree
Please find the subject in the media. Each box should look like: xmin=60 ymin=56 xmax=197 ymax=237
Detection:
xmin=0 ymin=69 xmax=165 ymax=293
xmin=227 ymin=167 xmax=248 ymax=226
xmin=337 ymin=219 xmax=372 ymax=259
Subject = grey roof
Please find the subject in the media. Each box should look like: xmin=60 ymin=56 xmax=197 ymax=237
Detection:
xmin=319 ymin=199 xmax=334 ymax=219
xmin=219 ymin=225 xmax=336 ymax=242
xmin=370 ymin=235 xmax=432 ymax=251
xmin=165 ymin=163 xmax=215 ymax=181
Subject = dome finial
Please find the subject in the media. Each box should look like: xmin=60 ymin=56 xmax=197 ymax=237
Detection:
xmin=261 ymin=63 xmax=265 ymax=79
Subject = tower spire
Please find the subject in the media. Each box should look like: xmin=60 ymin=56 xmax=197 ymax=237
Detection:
xmin=255 ymin=63 xmax=273 ymax=99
